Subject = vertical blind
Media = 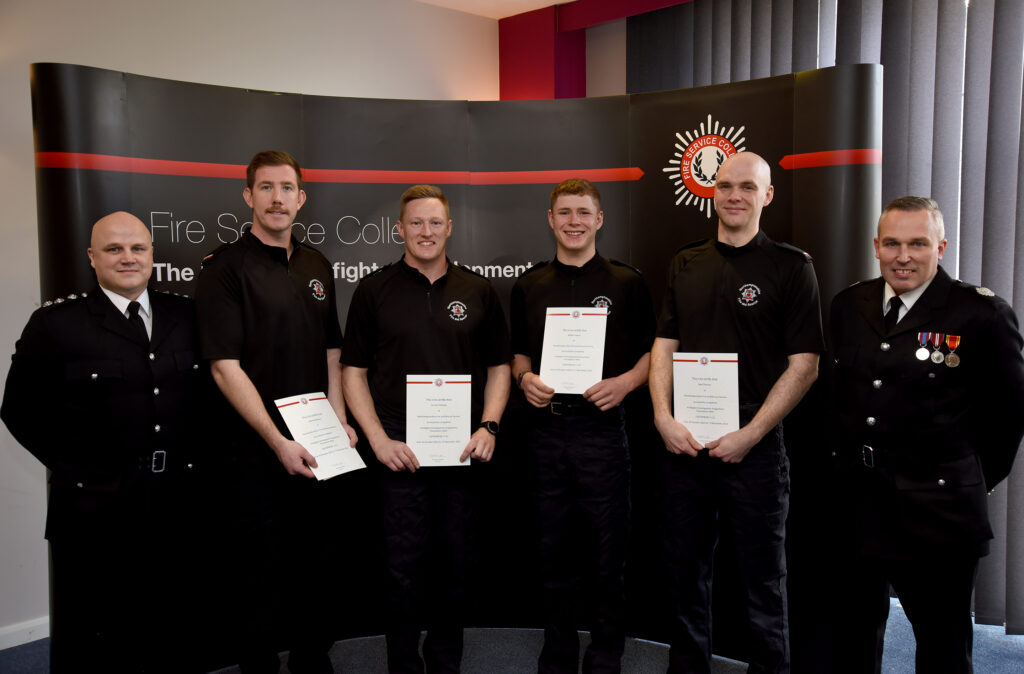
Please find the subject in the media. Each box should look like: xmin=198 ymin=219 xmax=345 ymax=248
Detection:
xmin=627 ymin=0 xmax=1024 ymax=633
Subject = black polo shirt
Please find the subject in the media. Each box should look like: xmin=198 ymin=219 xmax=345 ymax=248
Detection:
xmin=510 ymin=253 xmax=656 ymax=380
xmin=341 ymin=257 xmax=511 ymax=435
xmin=657 ymin=229 xmax=824 ymax=406
xmin=196 ymin=231 xmax=342 ymax=434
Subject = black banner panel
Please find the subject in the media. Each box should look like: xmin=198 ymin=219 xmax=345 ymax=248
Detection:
xmin=31 ymin=62 xmax=881 ymax=661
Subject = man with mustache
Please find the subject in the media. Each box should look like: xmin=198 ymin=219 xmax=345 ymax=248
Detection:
xmin=196 ymin=150 xmax=357 ymax=674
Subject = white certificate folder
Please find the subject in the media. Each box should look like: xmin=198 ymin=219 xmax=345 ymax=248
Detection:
xmin=275 ymin=392 xmax=366 ymax=480
xmin=406 ymin=375 xmax=472 ymax=467
xmin=672 ymin=353 xmax=740 ymax=447
xmin=539 ymin=306 xmax=608 ymax=394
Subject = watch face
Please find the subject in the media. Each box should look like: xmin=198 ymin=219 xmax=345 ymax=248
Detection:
xmin=481 ymin=421 xmax=499 ymax=435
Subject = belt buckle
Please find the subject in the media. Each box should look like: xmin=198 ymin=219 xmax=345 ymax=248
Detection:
xmin=861 ymin=445 xmax=875 ymax=468
xmin=549 ymin=401 xmax=564 ymax=416
xmin=151 ymin=450 xmax=166 ymax=473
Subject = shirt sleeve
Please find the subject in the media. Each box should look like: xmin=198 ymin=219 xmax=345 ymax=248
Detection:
xmin=481 ymin=283 xmax=512 ymax=366
xmin=195 ymin=255 xmax=245 ymax=361
xmin=656 ymin=255 xmax=681 ymax=340
xmin=783 ymin=258 xmax=826 ymax=355
xmin=509 ymin=279 xmax=529 ymax=357
xmin=341 ymin=279 xmax=376 ymax=368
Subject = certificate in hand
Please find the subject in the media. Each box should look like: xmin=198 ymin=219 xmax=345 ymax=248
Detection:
xmin=406 ymin=375 xmax=472 ymax=467
xmin=672 ymin=353 xmax=740 ymax=447
xmin=275 ymin=392 xmax=366 ymax=481
xmin=539 ymin=306 xmax=608 ymax=394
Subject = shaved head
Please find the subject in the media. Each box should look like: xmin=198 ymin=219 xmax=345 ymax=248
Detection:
xmin=87 ymin=211 xmax=153 ymax=299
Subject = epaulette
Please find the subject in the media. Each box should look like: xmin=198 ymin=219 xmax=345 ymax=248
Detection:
xmin=200 ymin=242 xmax=232 ymax=270
xmin=41 ymin=291 xmax=88 ymax=308
xmin=953 ymin=279 xmax=998 ymax=299
xmin=518 ymin=260 xmax=551 ymax=278
xmin=608 ymin=258 xmax=644 ymax=276
xmin=774 ymin=241 xmax=814 ymax=263
xmin=154 ymin=288 xmax=191 ymax=299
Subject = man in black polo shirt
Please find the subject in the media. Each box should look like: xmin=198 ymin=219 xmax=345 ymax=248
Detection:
xmin=341 ymin=184 xmax=511 ymax=674
xmin=509 ymin=178 xmax=655 ymax=674
xmin=196 ymin=150 xmax=356 ymax=674
xmin=649 ymin=152 xmax=823 ymax=673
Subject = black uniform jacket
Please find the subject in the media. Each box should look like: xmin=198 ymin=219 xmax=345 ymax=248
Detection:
xmin=1 ymin=287 xmax=204 ymax=540
xmin=830 ymin=267 xmax=1024 ymax=558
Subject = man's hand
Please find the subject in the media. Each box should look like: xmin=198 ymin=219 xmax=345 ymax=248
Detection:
xmin=707 ymin=426 xmax=758 ymax=463
xmin=654 ymin=414 xmax=704 ymax=457
xmin=461 ymin=427 xmax=496 ymax=463
xmin=373 ymin=438 xmax=420 ymax=472
xmin=342 ymin=422 xmax=358 ymax=448
xmin=521 ymin=372 xmax=555 ymax=408
xmin=583 ymin=374 xmax=631 ymax=411
xmin=270 ymin=438 xmax=318 ymax=478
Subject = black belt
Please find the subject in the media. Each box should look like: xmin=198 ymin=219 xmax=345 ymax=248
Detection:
xmin=859 ymin=443 xmax=973 ymax=469
xmin=137 ymin=450 xmax=193 ymax=474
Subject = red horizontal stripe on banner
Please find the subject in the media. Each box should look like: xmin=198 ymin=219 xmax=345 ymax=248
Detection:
xmin=778 ymin=149 xmax=881 ymax=169
xmin=36 ymin=153 xmax=643 ymax=185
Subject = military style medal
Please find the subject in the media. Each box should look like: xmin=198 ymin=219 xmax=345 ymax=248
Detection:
xmin=930 ymin=332 xmax=946 ymax=363
xmin=945 ymin=334 xmax=961 ymax=368
xmin=915 ymin=332 xmax=930 ymax=361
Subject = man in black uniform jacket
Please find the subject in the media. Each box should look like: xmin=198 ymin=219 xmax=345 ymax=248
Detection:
xmin=510 ymin=178 xmax=655 ymax=674
xmin=1 ymin=211 xmax=206 ymax=672
xmin=650 ymin=152 xmax=823 ymax=674
xmin=195 ymin=150 xmax=357 ymax=674
xmin=830 ymin=196 xmax=1024 ymax=673
xmin=342 ymin=184 xmax=511 ymax=674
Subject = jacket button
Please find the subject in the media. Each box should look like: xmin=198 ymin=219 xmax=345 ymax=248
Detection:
xmin=928 ymin=373 xmax=936 ymax=379
xmin=193 ymin=364 xmax=199 ymax=370
xmin=154 ymin=424 xmax=161 ymax=432
xmin=866 ymin=416 xmax=876 ymax=426
xmin=880 ymin=342 xmax=891 ymax=352
xmin=938 ymin=478 xmax=946 ymax=486
xmin=90 ymin=373 xmax=98 ymax=380
xmin=153 ymin=387 xmax=160 ymax=395
xmin=149 ymin=353 xmax=156 ymax=361
xmin=872 ymin=379 xmax=882 ymax=389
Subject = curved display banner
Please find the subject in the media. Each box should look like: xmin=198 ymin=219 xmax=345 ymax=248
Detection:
xmin=30 ymin=62 xmax=881 ymax=659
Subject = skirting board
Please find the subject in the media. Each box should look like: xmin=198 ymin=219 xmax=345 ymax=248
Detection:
xmin=0 ymin=616 xmax=49 ymax=651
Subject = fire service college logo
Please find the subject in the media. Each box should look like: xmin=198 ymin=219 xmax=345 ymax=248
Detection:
xmin=738 ymin=283 xmax=761 ymax=307
xmin=309 ymin=279 xmax=326 ymax=300
xmin=662 ymin=114 xmax=747 ymax=218
xmin=591 ymin=296 xmax=612 ymax=315
xmin=448 ymin=301 xmax=468 ymax=321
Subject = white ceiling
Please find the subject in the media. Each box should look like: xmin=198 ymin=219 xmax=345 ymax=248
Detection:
xmin=414 ymin=0 xmax=575 ymax=21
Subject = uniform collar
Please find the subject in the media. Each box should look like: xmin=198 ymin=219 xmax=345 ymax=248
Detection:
xmin=100 ymin=286 xmax=151 ymax=319
xmin=398 ymin=255 xmax=452 ymax=284
xmin=552 ymin=252 xmax=603 ymax=275
xmin=715 ymin=229 xmax=767 ymax=257
xmin=243 ymin=230 xmax=301 ymax=262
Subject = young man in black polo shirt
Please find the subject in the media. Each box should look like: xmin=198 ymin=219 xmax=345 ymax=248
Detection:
xmin=341 ymin=185 xmax=511 ymax=674
xmin=509 ymin=178 xmax=655 ymax=674
xmin=649 ymin=152 xmax=823 ymax=674
xmin=196 ymin=150 xmax=357 ymax=674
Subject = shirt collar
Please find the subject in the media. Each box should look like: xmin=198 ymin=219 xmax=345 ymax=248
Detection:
xmin=100 ymin=286 xmax=151 ymax=318
xmin=882 ymin=276 xmax=933 ymax=317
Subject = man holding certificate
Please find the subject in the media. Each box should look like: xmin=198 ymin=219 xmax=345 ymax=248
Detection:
xmin=649 ymin=152 xmax=823 ymax=674
xmin=341 ymin=185 xmax=511 ymax=674
xmin=196 ymin=150 xmax=357 ymax=674
xmin=510 ymin=178 xmax=655 ymax=674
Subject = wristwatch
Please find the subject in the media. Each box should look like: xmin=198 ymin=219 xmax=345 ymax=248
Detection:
xmin=477 ymin=420 xmax=500 ymax=436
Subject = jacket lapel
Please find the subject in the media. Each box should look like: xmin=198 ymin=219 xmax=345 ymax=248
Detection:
xmin=87 ymin=287 xmax=147 ymax=346
xmin=889 ymin=267 xmax=954 ymax=337
xmin=854 ymin=278 xmax=887 ymax=337
xmin=148 ymin=292 xmax=178 ymax=351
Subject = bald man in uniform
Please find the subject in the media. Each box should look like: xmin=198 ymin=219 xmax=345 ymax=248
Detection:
xmin=2 ymin=211 xmax=206 ymax=672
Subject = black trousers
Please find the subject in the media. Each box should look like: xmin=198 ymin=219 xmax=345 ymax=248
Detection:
xmin=832 ymin=553 xmax=980 ymax=674
xmin=531 ymin=404 xmax=630 ymax=674
xmin=220 ymin=453 xmax=341 ymax=674
xmin=660 ymin=424 xmax=791 ymax=674
xmin=379 ymin=467 xmax=473 ymax=674
xmin=48 ymin=470 xmax=204 ymax=674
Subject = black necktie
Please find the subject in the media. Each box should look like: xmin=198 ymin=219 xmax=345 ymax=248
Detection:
xmin=128 ymin=300 xmax=149 ymax=345
xmin=884 ymin=296 xmax=903 ymax=333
